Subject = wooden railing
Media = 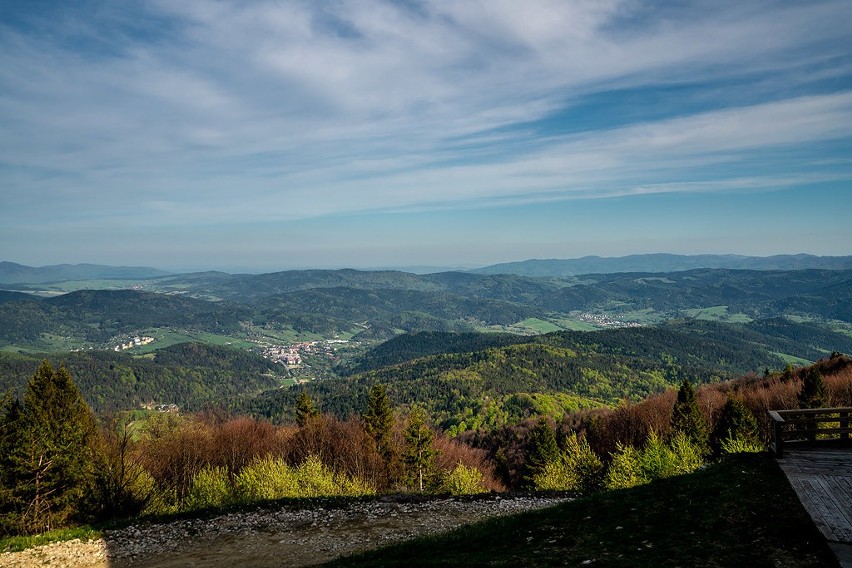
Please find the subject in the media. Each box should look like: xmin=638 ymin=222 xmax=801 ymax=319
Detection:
xmin=768 ymin=407 xmax=852 ymax=458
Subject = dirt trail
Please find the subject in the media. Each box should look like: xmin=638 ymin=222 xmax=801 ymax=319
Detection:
xmin=1 ymin=495 xmax=567 ymax=567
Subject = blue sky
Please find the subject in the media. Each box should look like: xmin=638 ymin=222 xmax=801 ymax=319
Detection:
xmin=1 ymin=0 xmax=851 ymax=272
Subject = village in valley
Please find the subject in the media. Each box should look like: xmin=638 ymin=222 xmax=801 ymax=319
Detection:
xmin=260 ymin=339 xmax=352 ymax=370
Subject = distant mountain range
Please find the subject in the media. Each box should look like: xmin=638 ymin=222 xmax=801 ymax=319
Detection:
xmin=5 ymin=254 xmax=852 ymax=284
xmin=472 ymin=253 xmax=852 ymax=276
xmin=0 ymin=261 xmax=171 ymax=284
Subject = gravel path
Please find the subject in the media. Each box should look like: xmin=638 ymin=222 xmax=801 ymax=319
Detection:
xmin=1 ymin=495 xmax=568 ymax=567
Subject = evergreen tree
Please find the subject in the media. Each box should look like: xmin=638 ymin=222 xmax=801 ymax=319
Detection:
xmin=523 ymin=418 xmax=559 ymax=487
xmin=798 ymin=368 xmax=829 ymax=409
xmin=798 ymin=368 xmax=830 ymax=442
xmin=4 ymin=361 xmax=97 ymax=534
xmin=0 ymin=396 xmax=25 ymax=533
xmin=363 ymin=384 xmax=394 ymax=460
xmin=402 ymin=406 xmax=436 ymax=492
xmin=294 ymin=391 xmax=319 ymax=427
xmin=670 ymin=379 xmax=709 ymax=454
xmin=711 ymin=396 xmax=760 ymax=455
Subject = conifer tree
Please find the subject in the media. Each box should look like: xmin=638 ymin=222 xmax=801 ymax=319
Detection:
xmin=294 ymin=391 xmax=319 ymax=427
xmin=798 ymin=368 xmax=830 ymax=442
xmin=402 ymin=406 xmax=436 ymax=492
xmin=670 ymin=379 xmax=709 ymax=455
xmin=523 ymin=418 xmax=559 ymax=487
xmin=798 ymin=368 xmax=829 ymax=409
xmin=363 ymin=384 xmax=394 ymax=460
xmin=711 ymin=396 xmax=760 ymax=455
xmin=4 ymin=361 xmax=97 ymax=534
xmin=0 ymin=396 xmax=25 ymax=533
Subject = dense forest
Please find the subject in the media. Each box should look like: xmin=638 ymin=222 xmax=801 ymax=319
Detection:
xmin=0 ymin=343 xmax=283 ymax=412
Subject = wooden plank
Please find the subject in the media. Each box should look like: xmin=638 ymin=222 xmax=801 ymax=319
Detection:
xmin=798 ymin=478 xmax=842 ymax=541
xmin=822 ymin=477 xmax=852 ymax=529
xmin=777 ymin=448 xmax=852 ymax=548
xmin=815 ymin=477 xmax=852 ymax=540
xmin=828 ymin=542 xmax=852 ymax=568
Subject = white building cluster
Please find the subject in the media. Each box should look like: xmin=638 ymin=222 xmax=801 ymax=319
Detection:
xmin=114 ymin=336 xmax=155 ymax=351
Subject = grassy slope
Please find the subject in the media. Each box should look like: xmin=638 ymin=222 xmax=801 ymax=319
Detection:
xmin=327 ymin=453 xmax=837 ymax=568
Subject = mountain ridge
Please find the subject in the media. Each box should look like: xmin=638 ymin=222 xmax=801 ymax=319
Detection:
xmin=0 ymin=261 xmax=172 ymax=284
xmin=472 ymin=253 xmax=852 ymax=276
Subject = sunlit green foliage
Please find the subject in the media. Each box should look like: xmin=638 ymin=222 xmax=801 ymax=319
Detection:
xmin=185 ymin=466 xmax=232 ymax=511
xmin=532 ymin=433 xmax=603 ymax=494
xmin=605 ymin=432 xmax=704 ymax=490
xmin=234 ymin=455 xmax=375 ymax=503
xmin=440 ymin=464 xmax=486 ymax=495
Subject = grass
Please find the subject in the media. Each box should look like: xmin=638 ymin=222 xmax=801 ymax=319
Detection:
xmin=773 ymin=351 xmax=814 ymax=366
xmin=326 ymin=453 xmax=837 ymax=567
xmin=514 ymin=318 xmax=563 ymax=334
xmin=547 ymin=316 xmax=600 ymax=332
xmin=682 ymin=305 xmax=753 ymax=323
xmin=0 ymin=525 xmax=101 ymax=553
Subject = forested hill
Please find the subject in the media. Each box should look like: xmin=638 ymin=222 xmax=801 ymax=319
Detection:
xmin=346 ymin=319 xmax=852 ymax=376
xmin=140 ymin=267 xmax=852 ymax=324
xmin=241 ymin=320 xmax=852 ymax=432
xmin=0 ymin=289 xmax=249 ymax=345
xmin=0 ymin=342 xmax=282 ymax=412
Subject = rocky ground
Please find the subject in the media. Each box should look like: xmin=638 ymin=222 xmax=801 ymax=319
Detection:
xmin=1 ymin=495 xmax=568 ymax=567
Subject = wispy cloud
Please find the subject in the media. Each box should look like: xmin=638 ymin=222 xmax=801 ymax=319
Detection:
xmin=1 ymin=0 xmax=851 ymax=264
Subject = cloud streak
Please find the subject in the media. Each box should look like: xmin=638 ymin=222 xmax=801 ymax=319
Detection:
xmin=1 ymin=0 xmax=851 ymax=265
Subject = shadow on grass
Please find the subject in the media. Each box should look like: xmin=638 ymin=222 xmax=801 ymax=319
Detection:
xmin=324 ymin=453 xmax=838 ymax=568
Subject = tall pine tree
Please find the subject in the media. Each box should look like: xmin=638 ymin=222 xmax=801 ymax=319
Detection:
xmin=363 ymin=384 xmax=394 ymax=460
xmin=670 ymin=379 xmax=709 ymax=455
xmin=2 ymin=361 xmax=97 ymax=534
xmin=402 ymin=406 xmax=436 ymax=493
xmin=523 ymin=418 xmax=560 ymax=488
xmin=798 ymin=368 xmax=829 ymax=409
xmin=294 ymin=391 xmax=319 ymax=427
xmin=711 ymin=396 xmax=760 ymax=455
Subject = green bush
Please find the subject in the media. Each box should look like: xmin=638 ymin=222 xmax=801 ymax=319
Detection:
xmin=184 ymin=466 xmax=232 ymax=511
xmin=235 ymin=455 xmax=375 ymax=503
xmin=604 ymin=443 xmax=643 ymax=490
xmin=605 ymin=432 xmax=704 ymax=490
xmin=295 ymin=455 xmax=340 ymax=498
xmin=533 ymin=433 xmax=603 ymax=494
xmin=235 ymin=456 xmax=298 ymax=502
xmin=720 ymin=436 xmax=764 ymax=454
xmin=441 ymin=464 xmax=486 ymax=495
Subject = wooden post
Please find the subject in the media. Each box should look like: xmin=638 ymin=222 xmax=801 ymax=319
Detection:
xmin=769 ymin=411 xmax=784 ymax=458
xmin=841 ymin=411 xmax=849 ymax=441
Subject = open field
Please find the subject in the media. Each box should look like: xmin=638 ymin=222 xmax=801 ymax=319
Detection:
xmin=773 ymin=352 xmax=817 ymax=366
xmin=510 ymin=318 xmax=563 ymax=334
xmin=681 ymin=305 xmax=753 ymax=323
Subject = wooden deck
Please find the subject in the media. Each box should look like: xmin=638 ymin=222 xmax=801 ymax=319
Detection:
xmin=777 ymin=448 xmax=852 ymax=568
